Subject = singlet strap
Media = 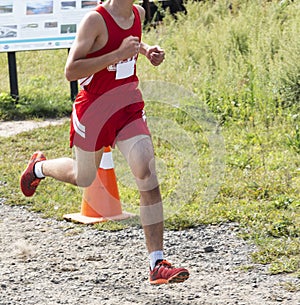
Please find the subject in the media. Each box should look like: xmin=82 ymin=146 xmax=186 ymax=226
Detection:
xmin=95 ymin=5 xmax=141 ymax=32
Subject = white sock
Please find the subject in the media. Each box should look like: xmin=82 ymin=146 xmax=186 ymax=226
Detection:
xmin=149 ymin=250 xmax=164 ymax=270
xmin=34 ymin=161 xmax=45 ymax=179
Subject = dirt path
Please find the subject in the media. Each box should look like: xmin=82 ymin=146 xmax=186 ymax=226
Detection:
xmin=0 ymin=118 xmax=68 ymax=138
xmin=0 ymin=120 xmax=299 ymax=305
xmin=0 ymin=204 xmax=299 ymax=305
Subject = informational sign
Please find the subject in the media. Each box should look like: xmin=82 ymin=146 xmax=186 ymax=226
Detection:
xmin=0 ymin=0 xmax=99 ymax=52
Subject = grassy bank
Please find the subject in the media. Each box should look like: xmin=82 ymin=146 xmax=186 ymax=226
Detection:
xmin=0 ymin=0 xmax=299 ymax=277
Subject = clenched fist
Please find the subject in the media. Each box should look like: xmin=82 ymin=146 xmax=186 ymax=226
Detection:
xmin=145 ymin=45 xmax=165 ymax=66
xmin=117 ymin=35 xmax=140 ymax=61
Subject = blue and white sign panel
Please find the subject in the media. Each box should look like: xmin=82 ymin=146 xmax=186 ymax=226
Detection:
xmin=0 ymin=0 xmax=99 ymax=52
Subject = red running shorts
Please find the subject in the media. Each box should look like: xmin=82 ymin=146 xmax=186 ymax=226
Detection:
xmin=70 ymin=85 xmax=150 ymax=152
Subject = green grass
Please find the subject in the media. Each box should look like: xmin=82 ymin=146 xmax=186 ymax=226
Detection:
xmin=0 ymin=0 xmax=299 ymax=276
xmin=0 ymin=49 xmax=71 ymax=120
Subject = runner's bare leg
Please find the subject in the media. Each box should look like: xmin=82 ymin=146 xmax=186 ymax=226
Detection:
xmin=117 ymin=135 xmax=164 ymax=253
xmin=41 ymin=146 xmax=103 ymax=187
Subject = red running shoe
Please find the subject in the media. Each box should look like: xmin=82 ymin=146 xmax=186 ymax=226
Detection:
xmin=20 ymin=151 xmax=46 ymax=197
xmin=149 ymin=260 xmax=189 ymax=285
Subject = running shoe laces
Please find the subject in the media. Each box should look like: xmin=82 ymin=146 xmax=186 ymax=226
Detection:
xmin=149 ymin=259 xmax=189 ymax=285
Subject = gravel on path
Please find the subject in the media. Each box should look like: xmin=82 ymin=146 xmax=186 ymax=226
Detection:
xmin=0 ymin=203 xmax=299 ymax=305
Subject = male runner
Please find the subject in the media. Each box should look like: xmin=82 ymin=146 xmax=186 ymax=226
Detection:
xmin=20 ymin=0 xmax=189 ymax=285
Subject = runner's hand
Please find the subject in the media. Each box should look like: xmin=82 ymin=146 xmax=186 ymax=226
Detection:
xmin=118 ymin=36 xmax=140 ymax=60
xmin=146 ymin=46 xmax=165 ymax=66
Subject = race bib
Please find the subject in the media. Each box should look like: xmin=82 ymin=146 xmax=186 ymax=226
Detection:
xmin=116 ymin=59 xmax=135 ymax=80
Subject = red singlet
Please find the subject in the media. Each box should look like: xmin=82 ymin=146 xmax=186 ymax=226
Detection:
xmin=70 ymin=5 xmax=150 ymax=152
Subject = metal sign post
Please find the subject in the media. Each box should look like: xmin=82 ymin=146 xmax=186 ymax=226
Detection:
xmin=70 ymin=80 xmax=78 ymax=102
xmin=7 ymin=52 xmax=19 ymax=101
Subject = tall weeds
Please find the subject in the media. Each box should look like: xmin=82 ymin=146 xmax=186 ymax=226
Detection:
xmin=141 ymin=0 xmax=300 ymax=125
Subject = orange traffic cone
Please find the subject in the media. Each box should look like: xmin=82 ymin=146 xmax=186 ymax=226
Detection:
xmin=64 ymin=147 xmax=134 ymax=224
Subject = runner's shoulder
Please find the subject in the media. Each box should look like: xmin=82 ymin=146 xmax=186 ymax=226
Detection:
xmin=134 ymin=4 xmax=146 ymax=22
xmin=79 ymin=10 xmax=106 ymax=33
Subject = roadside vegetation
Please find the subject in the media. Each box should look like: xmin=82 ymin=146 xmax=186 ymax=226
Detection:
xmin=0 ymin=0 xmax=299 ymax=278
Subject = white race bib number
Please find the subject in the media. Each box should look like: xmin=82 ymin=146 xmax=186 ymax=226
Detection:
xmin=116 ymin=59 xmax=135 ymax=80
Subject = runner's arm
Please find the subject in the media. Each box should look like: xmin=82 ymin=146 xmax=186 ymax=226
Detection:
xmin=65 ymin=12 xmax=139 ymax=81
xmin=135 ymin=5 xmax=165 ymax=67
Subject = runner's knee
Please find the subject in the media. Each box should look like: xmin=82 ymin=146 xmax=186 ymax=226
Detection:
xmin=74 ymin=170 xmax=96 ymax=187
xmin=134 ymin=159 xmax=159 ymax=191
